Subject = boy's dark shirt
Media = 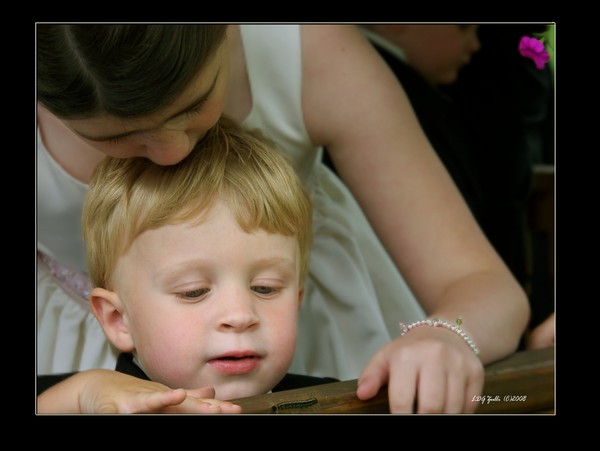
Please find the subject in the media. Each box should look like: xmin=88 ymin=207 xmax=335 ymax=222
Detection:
xmin=36 ymin=353 xmax=338 ymax=397
xmin=114 ymin=353 xmax=338 ymax=392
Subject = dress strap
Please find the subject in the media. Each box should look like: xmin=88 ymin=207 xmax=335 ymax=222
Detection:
xmin=38 ymin=251 xmax=92 ymax=309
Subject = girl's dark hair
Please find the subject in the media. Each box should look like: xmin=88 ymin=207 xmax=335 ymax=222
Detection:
xmin=37 ymin=24 xmax=227 ymax=119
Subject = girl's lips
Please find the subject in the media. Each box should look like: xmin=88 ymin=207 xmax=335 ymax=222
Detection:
xmin=208 ymin=352 xmax=262 ymax=375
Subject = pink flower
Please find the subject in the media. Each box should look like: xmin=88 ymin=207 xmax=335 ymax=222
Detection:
xmin=519 ymin=36 xmax=550 ymax=69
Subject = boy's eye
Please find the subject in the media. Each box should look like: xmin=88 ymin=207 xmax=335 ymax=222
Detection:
xmin=179 ymin=288 xmax=210 ymax=300
xmin=252 ymin=286 xmax=276 ymax=296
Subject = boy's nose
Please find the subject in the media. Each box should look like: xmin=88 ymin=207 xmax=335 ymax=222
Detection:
xmin=216 ymin=289 xmax=260 ymax=332
xmin=468 ymin=31 xmax=482 ymax=54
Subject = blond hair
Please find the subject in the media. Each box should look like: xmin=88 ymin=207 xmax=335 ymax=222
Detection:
xmin=83 ymin=117 xmax=312 ymax=289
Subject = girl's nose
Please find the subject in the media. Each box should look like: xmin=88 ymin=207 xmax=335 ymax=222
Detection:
xmin=141 ymin=130 xmax=192 ymax=166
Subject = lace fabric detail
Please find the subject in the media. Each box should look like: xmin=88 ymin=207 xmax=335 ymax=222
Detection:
xmin=37 ymin=251 xmax=92 ymax=310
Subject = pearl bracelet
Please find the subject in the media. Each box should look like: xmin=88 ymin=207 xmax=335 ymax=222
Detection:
xmin=399 ymin=318 xmax=480 ymax=356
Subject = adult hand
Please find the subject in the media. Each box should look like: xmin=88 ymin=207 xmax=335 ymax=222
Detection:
xmin=356 ymin=326 xmax=484 ymax=413
xmin=79 ymin=370 xmax=242 ymax=414
xmin=526 ymin=313 xmax=555 ymax=350
xmin=39 ymin=369 xmax=242 ymax=414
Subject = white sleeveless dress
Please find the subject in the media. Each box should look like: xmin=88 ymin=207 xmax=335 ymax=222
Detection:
xmin=37 ymin=24 xmax=425 ymax=381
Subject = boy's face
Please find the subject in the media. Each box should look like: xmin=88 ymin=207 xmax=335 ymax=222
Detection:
xmin=94 ymin=201 xmax=303 ymax=400
xmin=401 ymin=25 xmax=481 ymax=86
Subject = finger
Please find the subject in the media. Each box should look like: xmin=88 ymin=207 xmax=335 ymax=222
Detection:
xmin=218 ymin=402 xmax=242 ymax=414
xmin=184 ymin=387 xmax=242 ymax=413
xmin=157 ymin=388 xmax=188 ymax=406
xmin=415 ymin=362 xmax=446 ymax=414
xmin=143 ymin=388 xmax=187 ymax=412
xmin=387 ymin=357 xmax=418 ymax=413
xmin=444 ymin=371 xmax=467 ymax=414
xmin=356 ymin=350 xmax=390 ymax=401
xmin=185 ymin=386 xmax=216 ymax=399
xmin=528 ymin=320 xmax=555 ymax=349
xmin=463 ymin=365 xmax=484 ymax=413
xmin=113 ymin=389 xmax=187 ymax=413
xmin=165 ymin=401 xmax=221 ymax=414
xmin=171 ymin=397 xmax=242 ymax=414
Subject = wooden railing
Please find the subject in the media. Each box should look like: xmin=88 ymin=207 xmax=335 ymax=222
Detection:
xmin=231 ymin=347 xmax=554 ymax=414
xmin=528 ymin=164 xmax=555 ymax=279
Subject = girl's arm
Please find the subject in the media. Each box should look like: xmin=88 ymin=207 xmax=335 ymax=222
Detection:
xmin=301 ymin=25 xmax=530 ymax=413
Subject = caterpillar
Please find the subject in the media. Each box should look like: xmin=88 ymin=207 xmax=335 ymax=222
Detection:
xmin=272 ymin=398 xmax=318 ymax=412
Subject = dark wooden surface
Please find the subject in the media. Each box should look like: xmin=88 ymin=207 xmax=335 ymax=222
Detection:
xmin=529 ymin=164 xmax=555 ymax=278
xmin=231 ymin=347 xmax=554 ymax=414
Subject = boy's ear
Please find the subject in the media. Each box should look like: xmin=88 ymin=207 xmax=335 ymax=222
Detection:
xmin=89 ymin=287 xmax=134 ymax=353
xmin=297 ymin=287 xmax=305 ymax=310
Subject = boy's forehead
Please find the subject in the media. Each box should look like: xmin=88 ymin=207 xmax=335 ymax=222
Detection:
xmin=115 ymin=213 xmax=300 ymax=269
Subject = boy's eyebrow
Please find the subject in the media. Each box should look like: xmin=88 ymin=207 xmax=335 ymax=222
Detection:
xmin=73 ymin=73 xmax=219 ymax=143
xmin=156 ymin=257 xmax=297 ymax=285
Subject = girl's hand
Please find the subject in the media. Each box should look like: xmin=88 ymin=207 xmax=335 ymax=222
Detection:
xmin=356 ymin=326 xmax=484 ymax=413
xmin=39 ymin=369 xmax=242 ymax=414
xmin=526 ymin=313 xmax=555 ymax=350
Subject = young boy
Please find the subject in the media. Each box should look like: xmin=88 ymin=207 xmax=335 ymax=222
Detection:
xmin=38 ymin=117 xmax=335 ymax=413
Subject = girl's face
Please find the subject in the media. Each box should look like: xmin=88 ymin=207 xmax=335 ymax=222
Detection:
xmin=62 ymin=40 xmax=231 ymax=166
